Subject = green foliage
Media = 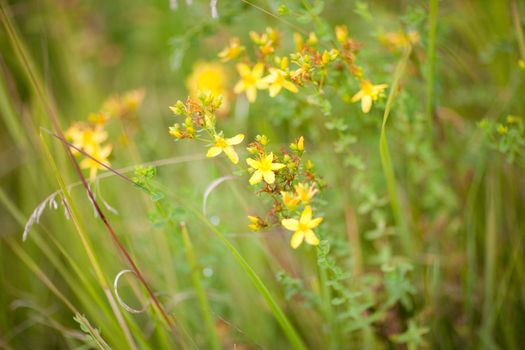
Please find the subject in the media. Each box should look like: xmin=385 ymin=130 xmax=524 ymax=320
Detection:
xmin=478 ymin=115 xmax=525 ymax=165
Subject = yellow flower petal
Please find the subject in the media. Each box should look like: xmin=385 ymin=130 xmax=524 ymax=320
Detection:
xmin=207 ymin=146 xmax=223 ymax=158
xmin=283 ymin=80 xmax=298 ymax=93
xmin=281 ymin=218 xmax=299 ymax=231
xmin=253 ymin=63 xmax=265 ymax=77
xmin=304 ymin=229 xmax=320 ymax=246
xmin=249 ymin=170 xmax=263 ymax=185
xmin=308 ymin=217 xmax=323 ymax=228
xmin=290 ymin=231 xmax=304 ymax=249
xmin=226 ymin=133 xmax=245 ymax=145
xmin=263 ymin=170 xmax=275 ymax=184
xmin=300 ymin=205 xmax=312 ymax=224
xmin=351 ymin=90 xmax=364 ymax=103
xmin=269 ymin=85 xmax=281 ymax=97
xmin=234 ymin=81 xmax=244 ymax=94
xmin=246 ymin=158 xmax=260 ymax=169
xmin=236 ymin=63 xmax=251 ymax=76
xmin=223 ymin=146 xmax=239 ymax=164
xmin=271 ymin=162 xmax=286 ymax=171
xmin=246 ymin=87 xmax=257 ymax=102
xmin=361 ymin=95 xmax=372 ymax=113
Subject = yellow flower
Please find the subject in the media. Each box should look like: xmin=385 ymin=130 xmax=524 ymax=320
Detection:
xmin=351 ymin=80 xmax=388 ymax=113
xmin=293 ymin=32 xmax=304 ymax=51
xmin=80 ymin=143 xmax=112 ymax=181
xmin=247 ymin=215 xmax=260 ymax=231
xmin=101 ymin=96 xmax=122 ymax=118
xmin=246 ymin=152 xmax=285 ymax=185
xmin=234 ymin=63 xmax=268 ymax=102
xmin=281 ymin=182 xmax=317 ymax=209
xmin=250 ymin=27 xmax=280 ymax=46
xmin=121 ymin=89 xmax=146 ymax=113
xmin=262 ymin=68 xmax=298 ymax=97
xmin=206 ymin=134 xmax=244 ymax=164
xmin=281 ymin=191 xmax=300 ymax=209
xmin=297 ymin=136 xmax=304 ymax=151
xmin=218 ymin=37 xmax=245 ymax=62
xmin=497 ymin=124 xmax=508 ymax=135
xmin=378 ymin=31 xmax=420 ymax=50
xmin=186 ymin=61 xmax=229 ymax=112
xmin=281 ymin=206 xmax=323 ymax=249
xmin=65 ymin=123 xmax=108 ymax=155
xmin=335 ymin=25 xmax=348 ymax=43
xmin=519 ymin=59 xmax=525 ymax=70
xmin=100 ymin=89 xmax=145 ymax=119
xmin=507 ymin=115 xmax=519 ymax=124
xmin=294 ymin=183 xmax=318 ymax=204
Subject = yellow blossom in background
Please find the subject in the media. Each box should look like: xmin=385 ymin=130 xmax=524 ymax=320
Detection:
xmin=507 ymin=115 xmax=519 ymax=124
xmin=281 ymin=205 xmax=323 ymax=249
xmin=262 ymin=68 xmax=298 ymax=97
xmin=65 ymin=122 xmax=113 ymax=180
xmin=248 ymin=216 xmax=258 ymax=230
xmin=100 ymin=88 xmax=146 ymax=120
xmin=186 ymin=61 xmax=230 ymax=112
xmin=206 ymin=134 xmax=244 ymax=164
xmin=80 ymin=143 xmax=112 ymax=181
xmin=88 ymin=112 xmax=110 ymax=125
xmin=121 ymin=89 xmax=146 ymax=112
xmin=65 ymin=123 xmax=108 ymax=155
xmin=250 ymin=27 xmax=280 ymax=46
xmin=281 ymin=182 xmax=317 ymax=209
xmin=497 ymin=124 xmax=508 ymax=135
xmin=281 ymin=191 xmax=300 ymax=209
xmin=297 ymin=136 xmax=304 ymax=151
xmin=246 ymin=152 xmax=285 ymax=185
xmin=335 ymin=25 xmax=348 ymax=43
xmin=351 ymin=80 xmax=388 ymax=113
xmin=234 ymin=63 xmax=267 ymax=102
xmin=100 ymin=96 xmax=121 ymax=119
xmin=250 ymin=28 xmax=280 ymax=56
xmin=519 ymin=59 xmax=525 ymax=70
xmin=307 ymin=32 xmax=318 ymax=46
xmin=293 ymin=32 xmax=304 ymax=51
xmin=294 ymin=183 xmax=318 ymax=204
xmin=378 ymin=31 xmax=420 ymax=51
xmin=218 ymin=37 xmax=245 ymax=62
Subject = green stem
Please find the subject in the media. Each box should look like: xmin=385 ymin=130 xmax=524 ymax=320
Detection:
xmin=511 ymin=0 xmax=525 ymax=60
xmin=379 ymin=47 xmax=414 ymax=256
xmin=481 ymin=165 xmax=497 ymax=344
xmin=180 ymin=222 xmax=222 ymax=350
xmin=426 ymin=0 xmax=438 ymax=125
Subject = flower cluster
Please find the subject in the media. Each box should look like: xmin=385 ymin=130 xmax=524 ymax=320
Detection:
xmin=218 ymin=27 xmax=301 ymax=103
xmin=218 ymin=25 xmax=391 ymax=114
xmin=168 ymin=90 xmax=325 ymax=248
xmin=168 ymin=91 xmax=244 ymax=164
xmin=244 ymin=135 xmax=324 ymax=248
xmin=65 ymin=88 xmax=145 ymax=180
